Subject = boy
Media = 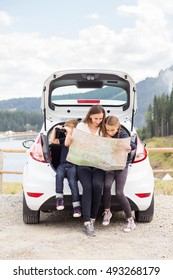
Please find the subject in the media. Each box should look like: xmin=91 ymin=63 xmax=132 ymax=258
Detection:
xmin=50 ymin=119 xmax=81 ymax=218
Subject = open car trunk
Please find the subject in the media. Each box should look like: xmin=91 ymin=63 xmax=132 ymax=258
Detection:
xmin=41 ymin=70 xmax=137 ymax=132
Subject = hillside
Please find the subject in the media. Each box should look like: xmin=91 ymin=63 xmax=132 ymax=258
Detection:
xmin=136 ymin=65 xmax=173 ymax=127
xmin=0 ymin=97 xmax=41 ymax=112
xmin=0 ymin=66 xmax=173 ymax=128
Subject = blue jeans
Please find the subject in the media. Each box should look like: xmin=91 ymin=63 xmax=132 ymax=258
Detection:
xmin=56 ymin=163 xmax=80 ymax=206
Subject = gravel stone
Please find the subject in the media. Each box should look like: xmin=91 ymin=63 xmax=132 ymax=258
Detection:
xmin=0 ymin=194 xmax=173 ymax=260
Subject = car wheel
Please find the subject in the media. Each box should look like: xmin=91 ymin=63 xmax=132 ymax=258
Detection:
xmin=23 ymin=193 xmax=40 ymax=224
xmin=135 ymin=194 xmax=154 ymax=223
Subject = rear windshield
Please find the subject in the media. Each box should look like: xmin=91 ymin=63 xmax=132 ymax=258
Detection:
xmin=49 ymin=73 xmax=130 ymax=108
xmin=51 ymin=85 xmax=127 ymax=106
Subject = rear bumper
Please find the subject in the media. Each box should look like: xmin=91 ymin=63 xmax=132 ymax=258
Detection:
xmin=38 ymin=194 xmax=139 ymax=212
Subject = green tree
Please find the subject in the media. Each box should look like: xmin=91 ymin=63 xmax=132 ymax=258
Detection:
xmin=140 ymin=88 xmax=173 ymax=139
xmin=0 ymin=110 xmax=42 ymax=132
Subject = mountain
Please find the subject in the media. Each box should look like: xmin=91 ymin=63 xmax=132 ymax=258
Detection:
xmin=0 ymin=97 xmax=41 ymax=112
xmin=136 ymin=65 xmax=173 ymax=127
xmin=0 ymin=66 xmax=173 ymax=128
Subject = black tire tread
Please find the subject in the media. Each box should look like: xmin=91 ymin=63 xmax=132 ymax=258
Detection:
xmin=23 ymin=193 xmax=40 ymax=224
xmin=135 ymin=194 xmax=154 ymax=223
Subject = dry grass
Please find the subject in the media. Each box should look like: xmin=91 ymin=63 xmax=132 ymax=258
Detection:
xmin=146 ymin=136 xmax=173 ymax=179
xmin=154 ymin=179 xmax=173 ymax=195
xmin=2 ymin=182 xmax=23 ymax=194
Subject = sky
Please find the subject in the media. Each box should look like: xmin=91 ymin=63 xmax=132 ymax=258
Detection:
xmin=0 ymin=0 xmax=173 ymax=100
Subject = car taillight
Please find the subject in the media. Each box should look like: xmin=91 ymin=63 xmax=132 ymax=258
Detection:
xmin=30 ymin=135 xmax=46 ymax=162
xmin=27 ymin=192 xmax=44 ymax=198
xmin=135 ymin=193 xmax=151 ymax=198
xmin=133 ymin=137 xmax=147 ymax=163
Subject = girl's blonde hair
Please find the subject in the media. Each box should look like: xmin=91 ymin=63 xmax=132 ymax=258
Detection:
xmin=83 ymin=105 xmax=106 ymax=135
xmin=64 ymin=119 xmax=78 ymax=128
xmin=105 ymin=116 xmax=121 ymax=137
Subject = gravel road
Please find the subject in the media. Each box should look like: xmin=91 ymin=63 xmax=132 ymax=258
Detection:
xmin=0 ymin=194 xmax=173 ymax=260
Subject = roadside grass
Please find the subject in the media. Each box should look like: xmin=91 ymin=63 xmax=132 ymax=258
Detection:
xmin=2 ymin=180 xmax=173 ymax=195
xmin=2 ymin=182 xmax=23 ymax=194
xmin=145 ymin=136 xmax=173 ymax=177
xmin=154 ymin=179 xmax=173 ymax=195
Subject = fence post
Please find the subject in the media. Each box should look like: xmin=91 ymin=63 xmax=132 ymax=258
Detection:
xmin=0 ymin=151 xmax=3 ymax=193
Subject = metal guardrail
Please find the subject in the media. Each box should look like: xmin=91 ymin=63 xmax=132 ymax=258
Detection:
xmin=0 ymin=148 xmax=173 ymax=193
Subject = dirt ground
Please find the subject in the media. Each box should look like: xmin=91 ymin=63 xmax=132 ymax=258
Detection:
xmin=0 ymin=194 xmax=173 ymax=260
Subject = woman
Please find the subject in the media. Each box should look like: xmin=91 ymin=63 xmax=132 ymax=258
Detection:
xmin=102 ymin=116 xmax=137 ymax=232
xmin=65 ymin=105 xmax=106 ymax=236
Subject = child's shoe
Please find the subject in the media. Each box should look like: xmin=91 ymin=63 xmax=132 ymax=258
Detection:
xmin=56 ymin=197 xmax=64 ymax=210
xmin=124 ymin=217 xmax=136 ymax=232
xmin=102 ymin=210 xmax=112 ymax=226
xmin=73 ymin=206 xmax=82 ymax=218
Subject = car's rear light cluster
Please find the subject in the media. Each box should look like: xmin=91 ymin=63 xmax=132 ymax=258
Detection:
xmin=133 ymin=137 xmax=147 ymax=163
xmin=30 ymin=135 xmax=46 ymax=163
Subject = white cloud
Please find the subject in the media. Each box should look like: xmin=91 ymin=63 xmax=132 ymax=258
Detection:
xmin=116 ymin=1 xmax=173 ymax=75
xmin=118 ymin=0 xmax=173 ymax=16
xmin=0 ymin=1 xmax=173 ymax=100
xmin=84 ymin=13 xmax=99 ymax=20
xmin=117 ymin=4 xmax=138 ymax=16
xmin=0 ymin=10 xmax=13 ymax=26
xmin=138 ymin=0 xmax=173 ymax=14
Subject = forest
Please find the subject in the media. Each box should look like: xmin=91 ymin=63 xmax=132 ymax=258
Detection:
xmin=139 ymin=87 xmax=173 ymax=139
xmin=0 ymin=110 xmax=43 ymax=132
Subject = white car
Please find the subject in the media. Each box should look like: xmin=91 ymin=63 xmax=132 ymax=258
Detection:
xmin=22 ymin=69 xmax=154 ymax=224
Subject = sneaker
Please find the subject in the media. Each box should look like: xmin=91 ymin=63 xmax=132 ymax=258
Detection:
xmin=124 ymin=217 xmax=136 ymax=232
xmin=56 ymin=197 xmax=64 ymax=210
xmin=84 ymin=222 xmax=95 ymax=236
xmin=73 ymin=206 xmax=82 ymax=218
xmin=102 ymin=210 xmax=112 ymax=226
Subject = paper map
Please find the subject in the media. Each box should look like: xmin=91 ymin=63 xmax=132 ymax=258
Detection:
xmin=66 ymin=128 xmax=131 ymax=171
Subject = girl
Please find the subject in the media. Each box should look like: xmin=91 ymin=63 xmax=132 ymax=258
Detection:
xmin=65 ymin=105 xmax=106 ymax=236
xmin=102 ymin=116 xmax=136 ymax=232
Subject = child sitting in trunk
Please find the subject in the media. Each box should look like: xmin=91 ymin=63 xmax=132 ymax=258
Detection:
xmin=50 ymin=119 xmax=81 ymax=218
xmin=102 ymin=116 xmax=136 ymax=232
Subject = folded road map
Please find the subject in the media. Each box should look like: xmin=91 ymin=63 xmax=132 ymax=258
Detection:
xmin=67 ymin=128 xmax=130 ymax=171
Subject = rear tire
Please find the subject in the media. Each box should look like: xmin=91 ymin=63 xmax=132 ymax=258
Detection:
xmin=23 ymin=193 xmax=40 ymax=224
xmin=135 ymin=194 xmax=154 ymax=223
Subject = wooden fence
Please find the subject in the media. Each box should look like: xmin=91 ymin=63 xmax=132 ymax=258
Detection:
xmin=0 ymin=149 xmax=26 ymax=193
xmin=147 ymin=148 xmax=173 ymax=174
xmin=0 ymin=148 xmax=173 ymax=193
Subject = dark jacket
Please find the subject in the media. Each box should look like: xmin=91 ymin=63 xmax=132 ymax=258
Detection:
xmin=112 ymin=127 xmax=136 ymax=164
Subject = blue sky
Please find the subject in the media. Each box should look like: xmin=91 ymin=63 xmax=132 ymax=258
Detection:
xmin=0 ymin=0 xmax=173 ymax=100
